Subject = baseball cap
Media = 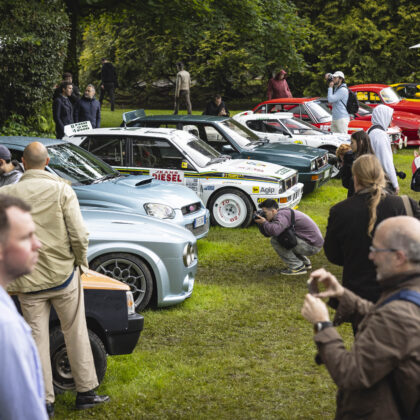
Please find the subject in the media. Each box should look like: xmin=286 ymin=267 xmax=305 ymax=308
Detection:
xmin=333 ymin=71 xmax=345 ymax=79
xmin=0 ymin=145 xmax=11 ymax=160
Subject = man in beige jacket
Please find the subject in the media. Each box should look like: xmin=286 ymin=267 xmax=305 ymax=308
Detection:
xmin=174 ymin=62 xmax=192 ymax=114
xmin=1 ymin=142 xmax=109 ymax=416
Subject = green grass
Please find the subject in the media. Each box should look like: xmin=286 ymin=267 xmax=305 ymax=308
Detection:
xmin=54 ymin=108 xmax=420 ymax=419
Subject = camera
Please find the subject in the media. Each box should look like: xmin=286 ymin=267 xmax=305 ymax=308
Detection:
xmin=253 ymin=210 xmax=266 ymax=220
xmin=396 ymin=170 xmax=406 ymax=180
xmin=326 ymin=73 xmax=333 ymax=83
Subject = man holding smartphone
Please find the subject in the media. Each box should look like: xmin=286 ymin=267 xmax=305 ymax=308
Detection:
xmin=301 ymin=216 xmax=420 ymax=419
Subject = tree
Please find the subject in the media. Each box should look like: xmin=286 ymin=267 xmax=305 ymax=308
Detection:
xmin=0 ymin=0 xmax=69 ymax=125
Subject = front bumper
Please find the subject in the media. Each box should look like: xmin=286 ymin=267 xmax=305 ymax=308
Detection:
xmin=105 ymin=312 xmax=144 ymax=355
xmin=252 ymin=182 xmax=303 ymax=209
xmin=299 ymin=165 xmax=332 ymax=194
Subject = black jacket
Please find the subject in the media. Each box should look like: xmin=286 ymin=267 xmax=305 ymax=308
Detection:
xmin=74 ymin=96 xmax=101 ymax=128
xmin=101 ymin=62 xmax=118 ymax=85
xmin=52 ymin=95 xmax=74 ymax=139
xmin=324 ymin=192 xmax=420 ymax=302
xmin=339 ymin=150 xmax=355 ymax=197
xmin=203 ymin=100 xmax=230 ymax=117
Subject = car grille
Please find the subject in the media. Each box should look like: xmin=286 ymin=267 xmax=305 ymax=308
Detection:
xmin=181 ymin=202 xmax=202 ymax=215
xmin=185 ymin=218 xmax=210 ymax=237
xmin=284 ymin=174 xmax=298 ymax=190
xmin=316 ymin=154 xmax=328 ymax=169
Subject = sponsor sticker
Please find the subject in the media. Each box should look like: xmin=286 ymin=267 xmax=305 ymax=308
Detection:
xmin=203 ymin=185 xmax=215 ymax=191
xmin=257 ymin=197 xmax=279 ymax=203
xmin=260 ymin=187 xmax=275 ymax=194
xmin=294 ymin=140 xmax=303 ymax=144
xmin=150 ymin=169 xmax=184 ymax=183
xmin=252 ymin=186 xmax=260 ymax=193
xmin=181 ymin=161 xmax=188 ymax=169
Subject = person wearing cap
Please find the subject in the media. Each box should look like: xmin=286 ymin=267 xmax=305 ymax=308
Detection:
xmin=267 ymin=70 xmax=292 ymax=100
xmin=326 ymin=71 xmax=349 ymax=134
xmin=0 ymin=145 xmax=24 ymax=187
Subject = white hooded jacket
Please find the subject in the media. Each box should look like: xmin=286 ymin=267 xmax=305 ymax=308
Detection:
xmin=368 ymin=105 xmax=398 ymax=190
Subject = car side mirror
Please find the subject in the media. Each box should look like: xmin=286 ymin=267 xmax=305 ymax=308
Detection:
xmin=221 ymin=145 xmax=234 ymax=154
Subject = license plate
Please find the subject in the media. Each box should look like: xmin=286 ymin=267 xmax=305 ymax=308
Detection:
xmin=194 ymin=215 xmax=205 ymax=228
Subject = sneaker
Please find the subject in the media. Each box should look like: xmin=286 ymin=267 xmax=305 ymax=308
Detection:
xmin=75 ymin=391 xmax=110 ymax=410
xmin=304 ymin=262 xmax=312 ymax=270
xmin=280 ymin=265 xmax=307 ymax=276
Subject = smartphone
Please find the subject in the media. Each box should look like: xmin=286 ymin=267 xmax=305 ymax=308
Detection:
xmin=307 ymin=278 xmax=319 ymax=295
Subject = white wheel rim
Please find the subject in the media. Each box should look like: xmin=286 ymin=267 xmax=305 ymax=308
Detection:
xmin=212 ymin=193 xmax=248 ymax=228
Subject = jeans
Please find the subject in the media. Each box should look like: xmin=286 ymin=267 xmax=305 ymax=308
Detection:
xmin=270 ymin=236 xmax=321 ymax=269
xmin=99 ymin=82 xmax=116 ymax=111
xmin=174 ymin=89 xmax=192 ymax=114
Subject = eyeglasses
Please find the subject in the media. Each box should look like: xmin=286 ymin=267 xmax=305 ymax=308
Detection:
xmin=369 ymin=246 xmax=399 ymax=254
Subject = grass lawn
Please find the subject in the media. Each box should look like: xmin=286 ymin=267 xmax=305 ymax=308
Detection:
xmin=54 ymin=106 xmax=420 ymax=419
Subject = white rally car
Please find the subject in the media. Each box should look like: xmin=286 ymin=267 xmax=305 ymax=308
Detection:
xmin=65 ymin=123 xmax=303 ymax=228
xmin=233 ymin=111 xmax=351 ymax=177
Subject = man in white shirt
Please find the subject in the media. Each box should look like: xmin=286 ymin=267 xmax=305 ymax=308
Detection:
xmin=174 ymin=62 xmax=192 ymax=114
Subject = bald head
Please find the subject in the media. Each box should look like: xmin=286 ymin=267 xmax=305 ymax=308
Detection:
xmin=377 ymin=216 xmax=420 ymax=266
xmin=22 ymin=142 xmax=50 ymax=170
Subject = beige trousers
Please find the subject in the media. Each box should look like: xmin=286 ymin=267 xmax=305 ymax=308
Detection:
xmin=18 ymin=267 xmax=98 ymax=403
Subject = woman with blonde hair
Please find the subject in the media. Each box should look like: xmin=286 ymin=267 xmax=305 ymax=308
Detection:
xmin=324 ymin=154 xmax=419 ymax=306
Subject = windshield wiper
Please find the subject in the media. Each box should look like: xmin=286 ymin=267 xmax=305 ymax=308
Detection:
xmin=91 ymin=173 xmax=121 ymax=184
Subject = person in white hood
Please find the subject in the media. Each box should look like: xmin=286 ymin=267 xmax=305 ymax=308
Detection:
xmin=367 ymin=105 xmax=399 ymax=194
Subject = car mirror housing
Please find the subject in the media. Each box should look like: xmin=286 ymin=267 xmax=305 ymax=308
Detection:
xmin=222 ymin=145 xmax=234 ymax=154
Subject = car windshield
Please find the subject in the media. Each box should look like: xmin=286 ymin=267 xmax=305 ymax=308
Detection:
xmin=306 ymin=101 xmax=332 ymax=122
xmin=380 ymin=87 xmax=401 ymax=104
xmin=172 ymin=132 xmax=220 ymax=167
xmin=47 ymin=143 xmax=119 ymax=185
xmin=272 ymin=117 xmax=324 ymax=135
xmin=219 ymin=119 xmax=260 ymax=146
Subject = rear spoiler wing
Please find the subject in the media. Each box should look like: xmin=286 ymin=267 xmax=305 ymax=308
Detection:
xmin=122 ymin=109 xmax=146 ymax=126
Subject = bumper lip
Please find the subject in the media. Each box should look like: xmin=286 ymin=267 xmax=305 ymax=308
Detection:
xmin=105 ymin=312 xmax=144 ymax=355
xmin=251 ymin=183 xmax=303 ymax=208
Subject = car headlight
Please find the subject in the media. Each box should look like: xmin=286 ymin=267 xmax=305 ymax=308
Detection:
xmin=144 ymin=203 xmax=175 ymax=219
xmin=310 ymin=160 xmax=316 ymax=171
xmin=183 ymin=242 xmax=196 ymax=267
xmin=126 ymin=291 xmax=135 ymax=315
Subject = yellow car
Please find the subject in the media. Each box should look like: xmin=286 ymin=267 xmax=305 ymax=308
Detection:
xmin=390 ymin=83 xmax=420 ymax=102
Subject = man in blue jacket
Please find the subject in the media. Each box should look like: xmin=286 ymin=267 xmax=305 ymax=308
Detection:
xmin=327 ymin=71 xmax=350 ymax=134
xmin=74 ymin=85 xmax=101 ymax=128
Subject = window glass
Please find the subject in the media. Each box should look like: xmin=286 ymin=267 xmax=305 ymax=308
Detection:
xmin=131 ymin=137 xmax=184 ymax=169
xmin=86 ymin=136 xmax=126 ymax=166
xmin=380 ymin=87 xmax=401 ymax=104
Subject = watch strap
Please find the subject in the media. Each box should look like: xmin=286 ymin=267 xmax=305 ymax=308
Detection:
xmin=314 ymin=321 xmax=333 ymax=333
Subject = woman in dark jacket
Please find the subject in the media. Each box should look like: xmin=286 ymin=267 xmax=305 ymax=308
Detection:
xmin=339 ymin=130 xmax=374 ymax=197
xmin=324 ymin=154 xmax=420 ymax=305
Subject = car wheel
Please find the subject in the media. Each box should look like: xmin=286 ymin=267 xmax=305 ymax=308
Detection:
xmin=90 ymin=253 xmax=153 ymax=311
xmin=208 ymin=188 xmax=253 ymax=228
xmin=51 ymin=327 xmax=107 ymax=394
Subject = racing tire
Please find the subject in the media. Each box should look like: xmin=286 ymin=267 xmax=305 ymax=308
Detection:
xmin=90 ymin=253 xmax=153 ymax=311
xmin=208 ymin=188 xmax=254 ymax=228
xmin=51 ymin=327 xmax=107 ymax=394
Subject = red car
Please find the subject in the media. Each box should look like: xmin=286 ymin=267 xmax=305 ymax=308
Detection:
xmin=252 ymin=98 xmax=405 ymax=148
xmin=349 ymin=85 xmax=420 ymax=145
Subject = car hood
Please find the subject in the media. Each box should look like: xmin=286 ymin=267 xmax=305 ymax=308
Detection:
xmin=205 ymin=158 xmax=296 ymax=179
xmin=81 ymin=207 xmax=196 ymax=243
xmin=74 ymin=174 xmax=203 ymax=210
xmin=391 ymin=111 xmax=420 ymax=128
xmin=248 ymin=142 xmax=326 ymax=159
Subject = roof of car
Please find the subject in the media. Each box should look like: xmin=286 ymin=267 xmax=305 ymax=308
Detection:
xmin=258 ymin=97 xmax=319 ymax=105
xmin=133 ymin=114 xmax=230 ymax=123
xmin=70 ymin=126 xmax=183 ymax=138
xmin=349 ymin=84 xmax=390 ymax=90
xmin=237 ymin=112 xmax=294 ymax=120
xmin=0 ymin=136 xmax=66 ymax=148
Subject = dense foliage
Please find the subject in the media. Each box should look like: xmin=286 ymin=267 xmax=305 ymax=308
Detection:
xmin=0 ymin=0 xmax=69 ymax=130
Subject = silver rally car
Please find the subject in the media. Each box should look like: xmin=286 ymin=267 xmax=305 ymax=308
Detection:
xmin=65 ymin=123 xmax=303 ymax=228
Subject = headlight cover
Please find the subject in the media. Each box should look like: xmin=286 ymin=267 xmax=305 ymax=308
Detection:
xmin=310 ymin=159 xmax=316 ymax=171
xmin=126 ymin=291 xmax=135 ymax=315
xmin=144 ymin=203 xmax=175 ymax=219
xmin=183 ymin=242 xmax=196 ymax=267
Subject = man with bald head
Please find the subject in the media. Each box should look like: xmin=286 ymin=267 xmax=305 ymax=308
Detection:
xmin=0 ymin=142 xmax=109 ymax=416
xmin=301 ymin=216 xmax=420 ymax=419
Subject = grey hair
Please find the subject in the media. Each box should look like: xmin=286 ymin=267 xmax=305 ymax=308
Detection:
xmin=384 ymin=221 xmax=420 ymax=265
xmin=86 ymin=84 xmax=96 ymax=91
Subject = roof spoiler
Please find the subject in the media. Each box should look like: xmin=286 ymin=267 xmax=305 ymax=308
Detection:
xmin=122 ymin=109 xmax=146 ymax=127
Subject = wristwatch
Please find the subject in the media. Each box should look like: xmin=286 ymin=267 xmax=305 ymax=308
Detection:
xmin=314 ymin=321 xmax=333 ymax=333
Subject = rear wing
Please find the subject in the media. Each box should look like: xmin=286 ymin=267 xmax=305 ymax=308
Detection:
xmin=64 ymin=121 xmax=92 ymax=137
xmin=122 ymin=109 xmax=146 ymax=126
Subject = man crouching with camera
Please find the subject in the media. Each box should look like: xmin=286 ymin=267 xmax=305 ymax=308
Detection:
xmin=254 ymin=199 xmax=324 ymax=275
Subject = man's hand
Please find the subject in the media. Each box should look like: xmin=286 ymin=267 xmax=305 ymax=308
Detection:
xmin=254 ymin=215 xmax=266 ymax=225
xmin=328 ymin=81 xmax=334 ymax=88
xmin=301 ymin=294 xmax=330 ymax=323
xmin=309 ymin=268 xmax=344 ymax=299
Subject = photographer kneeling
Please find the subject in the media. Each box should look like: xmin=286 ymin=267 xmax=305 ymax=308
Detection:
xmin=254 ymin=199 xmax=324 ymax=275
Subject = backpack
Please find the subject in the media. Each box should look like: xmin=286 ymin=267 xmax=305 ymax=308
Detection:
xmin=411 ymin=167 xmax=420 ymax=192
xmin=340 ymin=88 xmax=359 ymax=115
